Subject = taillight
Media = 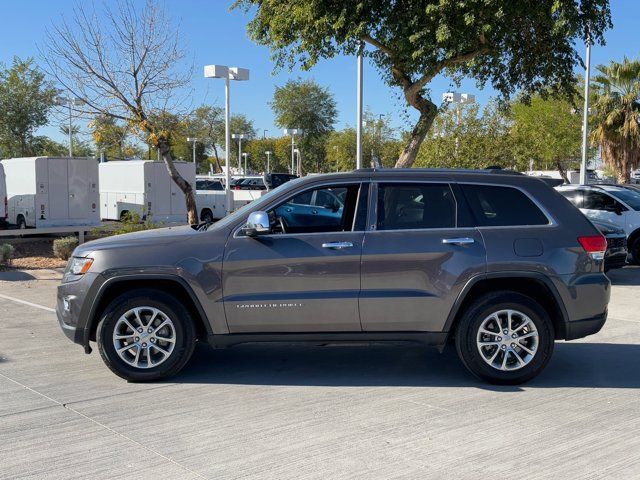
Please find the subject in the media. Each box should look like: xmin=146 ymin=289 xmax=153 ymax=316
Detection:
xmin=578 ymin=235 xmax=607 ymax=260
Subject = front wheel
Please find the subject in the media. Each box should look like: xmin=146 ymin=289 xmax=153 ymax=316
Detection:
xmin=96 ymin=290 xmax=196 ymax=381
xmin=629 ymin=238 xmax=640 ymax=265
xmin=455 ymin=291 xmax=554 ymax=385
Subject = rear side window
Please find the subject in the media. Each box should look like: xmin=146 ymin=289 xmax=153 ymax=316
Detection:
xmin=558 ymin=189 xmax=583 ymax=208
xmin=377 ymin=183 xmax=456 ymax=230
xmin=461 ymin=184 xmax=549 ymax=227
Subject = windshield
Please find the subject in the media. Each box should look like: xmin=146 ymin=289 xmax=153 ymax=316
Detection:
xmin=607 ymin=188 xmax=640 ymax=211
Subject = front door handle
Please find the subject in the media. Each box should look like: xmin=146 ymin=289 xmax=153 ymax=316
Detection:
xmin=442 ymin=237 xmax=475 ymax=246
xmin=322 ymin=241 xmax=354 ymax=250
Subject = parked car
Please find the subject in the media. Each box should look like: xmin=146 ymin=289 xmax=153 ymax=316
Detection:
xmin=630 ymin=170 xmax=640 ymax=184
xmin=232 ymin=177 xmax=265 ymax=190
xmin=556 ymin=184 xmax=640 ymax=262
xmin=590 ymin=219 xmax=627 ymax=271
xmin=264 ymin=172 xmax=298 ymax=190
xmin=57 ymin=169 xmax=610 ymax=385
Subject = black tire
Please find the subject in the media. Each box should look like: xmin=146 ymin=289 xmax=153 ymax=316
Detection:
xmin=630 ymin=238 xmax=640 ymax=265
xmin=455 ymin=291 xmax=554 ymax=385
xmin=96 ymin=289 xmax=196 ymax=382
xmin=200 ymin=209 xmax=214 ymax=223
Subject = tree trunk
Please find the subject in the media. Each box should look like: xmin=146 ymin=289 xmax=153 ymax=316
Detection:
xmin=394 ymin=91 xmax=438 ymax=168
xmin=158 ymin=140 xmax=198 ymax=225
xmin=555 ymin=159 xmax=569 ymax=183
xmin=211 ymin=144 xmax=223 ymax=173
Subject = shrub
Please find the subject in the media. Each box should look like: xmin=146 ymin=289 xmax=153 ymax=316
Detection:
xmin=0 ymin=244 xmax=14 ymax=265
xmin=53 ymin=236 xmax=79 ymax=260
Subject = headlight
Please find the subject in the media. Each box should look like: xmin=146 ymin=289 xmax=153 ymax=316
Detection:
xmin=63 ymin=257 xmax=94 ymax=282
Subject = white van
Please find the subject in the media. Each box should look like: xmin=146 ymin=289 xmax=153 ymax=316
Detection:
xmin=99 ymin=160 xmax=195 ymax=223
xmin=0 ymin=163 xmax=7 ymax=227
xmin=1 ymin=157 xmax=100 ymax=228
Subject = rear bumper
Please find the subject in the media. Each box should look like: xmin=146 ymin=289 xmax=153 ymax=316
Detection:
xmin=565 ymin=311 xmax=608 ymax=340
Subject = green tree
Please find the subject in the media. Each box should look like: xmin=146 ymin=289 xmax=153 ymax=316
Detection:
xmin=30 ymin=136 xmax=67 ymax=156
xmin=90 ymin=115 xmax=130 ymax=160
xmin=236 ymin=0 xmax=611 ymax=168
xmin=415 ymin=101 xmax=513 ymax=169
xmin=271 ymin=78 xmax=337 ymax=172
xmin=0 ymin=57 xmax=57 ymax=156
xmin=511 ymin=93 xmax=583 ymax=181
xmin=590 ymin=57 xmax=640 ymax=183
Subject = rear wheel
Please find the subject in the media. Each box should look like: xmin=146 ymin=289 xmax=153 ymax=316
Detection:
xmin=455 ymin=291 xmax=554 ymax=385
xmin=96 ymin=289 xmax=196 ymax=381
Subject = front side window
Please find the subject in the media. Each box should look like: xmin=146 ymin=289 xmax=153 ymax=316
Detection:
xmin=605 ymin=189 xmax=640 ymax=211
xmin=269 ymin=184 xmax=361 ymax=234
xmin=377 ymin=183 xmax=456 ymax=230
xmin=461 ymin=184 xmax=549 ymax=227
xmin=558 ymin=189 xmax=583 ymax=208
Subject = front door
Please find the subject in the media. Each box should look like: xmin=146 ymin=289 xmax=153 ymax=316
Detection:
xmin=360 ymin=182 xmax=486 ymax=332
xmin=223 ymin=182 xmax=367 ymax=333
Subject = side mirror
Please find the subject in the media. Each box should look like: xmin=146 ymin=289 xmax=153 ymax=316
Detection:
xmin=242 ymin=211 xmax=271 ymax=237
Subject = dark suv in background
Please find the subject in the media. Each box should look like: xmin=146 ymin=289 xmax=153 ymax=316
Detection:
xmin=57 ymin=169 xmax=610 ymax=384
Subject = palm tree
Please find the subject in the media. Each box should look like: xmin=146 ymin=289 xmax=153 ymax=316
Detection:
xmin=590 ymin=57 xmax=640 ymax=183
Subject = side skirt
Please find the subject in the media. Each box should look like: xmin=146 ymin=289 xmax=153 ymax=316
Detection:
xmin=207 ymin=332 xmax=448 ymax=351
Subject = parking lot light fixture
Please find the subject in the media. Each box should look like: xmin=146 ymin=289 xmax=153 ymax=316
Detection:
xmin=186 ymin=137 xmax=198 ymax=166
xmin=283 ymin=128 xmax=302 ymax=174
xmin=442 ymin=92 xmax=476 ymax=155
xmin=55 ymin=96 xmax=84 ymax=157
xmin=265 ymin=151 xmax=272 ymax=173
xmin=204 ymin=64 xmax=250 ymax=211
xmin=232 ymin=133 xmax=247 ymax=173
xmin=242 ymin=152 xmax=249 ymax=175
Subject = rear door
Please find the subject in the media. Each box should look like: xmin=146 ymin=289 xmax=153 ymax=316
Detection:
xmin=582 ymin=189 xmax=628 ymax=229
xmin=47 ymin=158 xmax=69 ymax=222
xmin=67 ymin=160 xmax=88 ymax=219
xmin=360 ymin=181 xmax=486 ymax=332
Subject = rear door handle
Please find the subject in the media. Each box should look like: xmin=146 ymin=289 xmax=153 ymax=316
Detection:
xmin=442 ymin=237 xmax=475 ymax=245
xmin=322 ymin=242 xmax=354 ymax=250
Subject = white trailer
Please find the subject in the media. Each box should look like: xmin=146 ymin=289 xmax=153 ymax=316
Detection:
xmin=1 ymin=157 xmax=100 ymax=228
xmin=99 ymin=160 xmax=195 ymax=223
xmin=0 ymin=163 xmax=7 ymax=227
xmin=195 ymin=177 xmax=228 ymax=222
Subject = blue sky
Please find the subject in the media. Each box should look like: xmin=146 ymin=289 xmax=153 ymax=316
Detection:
xmin=0 ymin=0 xmax=639 ymax=143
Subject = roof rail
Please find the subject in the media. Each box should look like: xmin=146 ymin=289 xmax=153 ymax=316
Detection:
xmin=352 ymin=167 xmax=522 ymax=175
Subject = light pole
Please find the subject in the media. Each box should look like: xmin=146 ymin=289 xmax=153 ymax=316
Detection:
xmin=55 ymin=96 xmax=84 ymax=157
xmin=204 ymin=64 xmax=250 ymax=211
xmin=442 ymin=92 xmax=476 ymax=156
xmin=283 ymin=128 xmax=302 ymax=175
xmin=580 ymin=34 xmax=592 ymax=185
xmin=265 ymin=151 xmax=272 ymax=173
xmin=334 ymin=145 xmax=339 ymax=172
xmin=242 ymin=152 xmax=249 ymax=174
xmin=356 ymin=41 xmax=364 ymax=170
xmin=263 ymin=129 xmax=268 ymax=139
xmin=294 ymin=148 xmax=301 ymax=176
xmin=186 ymin=137 xmax=198 ymax=166
xmin=232 ymin=133 xmax=246 ymax=173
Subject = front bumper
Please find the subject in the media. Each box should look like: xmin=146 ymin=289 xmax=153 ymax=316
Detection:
xmin=56 ymin=272 xmax=101 ymax=351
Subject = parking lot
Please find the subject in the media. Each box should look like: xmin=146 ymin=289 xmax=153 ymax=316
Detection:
xmin=0 ymin=267 xmax=638 ymax=479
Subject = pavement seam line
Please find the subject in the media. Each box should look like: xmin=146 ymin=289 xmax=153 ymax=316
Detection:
xmin=0 ymin=293 xmax=56 ymax=312
xmin=0 ymin=372 xmax=209 ymax=480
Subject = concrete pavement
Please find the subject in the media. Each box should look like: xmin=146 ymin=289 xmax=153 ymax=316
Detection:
xmin=0 ymin=268 xmax=638 ymax=479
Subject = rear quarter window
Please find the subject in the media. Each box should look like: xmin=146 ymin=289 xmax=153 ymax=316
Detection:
xmin=461 ymin=184 xmax=549 ymax=227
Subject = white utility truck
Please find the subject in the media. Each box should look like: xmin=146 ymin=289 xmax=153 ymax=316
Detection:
xmin=0 ymin=163 xmax=7 ymax=227
xmin=1 ymin=157 xmax=100 ymax=228
xmin=195 ymin=176 xmax=228 ymax=222
xmin=99 ymin=160 xmax=195 ymax=223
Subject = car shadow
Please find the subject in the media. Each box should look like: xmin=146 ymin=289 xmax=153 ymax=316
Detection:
xmin=0 ymin=270 xmax=37 ymax=281
xmin=608 ymin=265 xmax=640 ymax=286
xmin=173 ymin=341 xmax=640 ymax=390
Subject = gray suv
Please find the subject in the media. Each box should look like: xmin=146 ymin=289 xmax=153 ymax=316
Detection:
xmin=57 ymin=169 xmax=610 ymax=384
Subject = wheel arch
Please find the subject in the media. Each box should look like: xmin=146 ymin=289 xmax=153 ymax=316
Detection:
xmin=444 ymin=272 xmax=569 ymax=343
xmin=84 ymin=275 xmax=212 ymax=348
